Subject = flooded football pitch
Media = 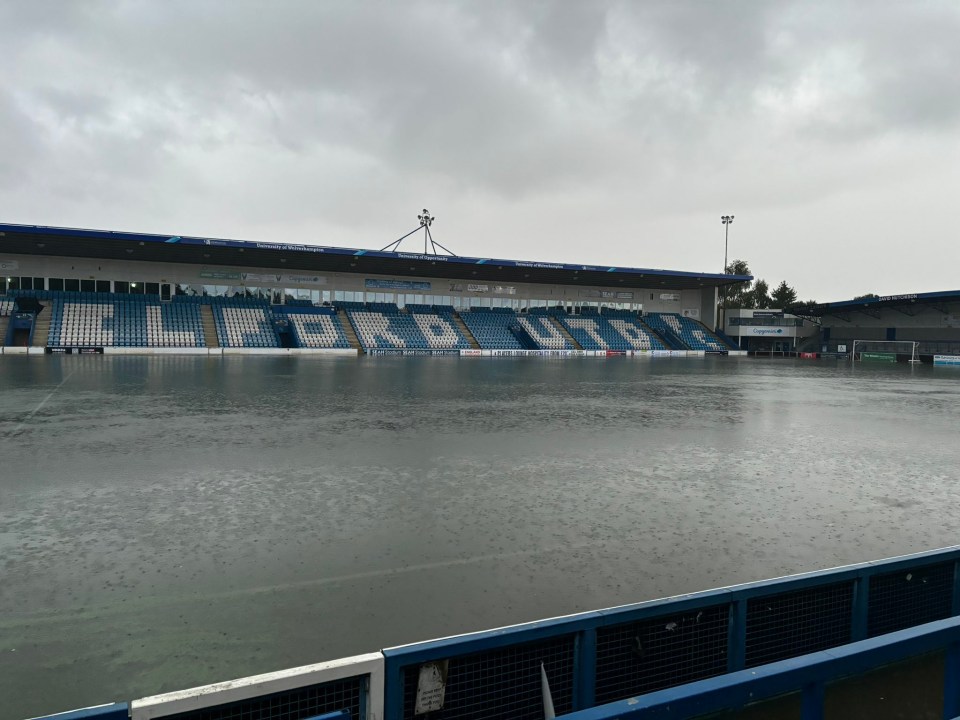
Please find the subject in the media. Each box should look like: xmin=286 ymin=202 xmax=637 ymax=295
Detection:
xmin=1 ymin=355 xmax=958 ymax=718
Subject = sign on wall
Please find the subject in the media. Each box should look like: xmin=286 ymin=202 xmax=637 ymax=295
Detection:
xmin=580 ymin=290 xmax=634 ymax=300
xmin=682 ymin=308 xmax=700 ymax=319
xmin=200 ymin=270 xmax=242 ymax=280
xmin=0 ymin=260 xmax=18 ymax=271
xmin=659 ymin=293 xmax=681 ymax=301
xmin=241 ymin=272 xmax=326 ymax=285
xmin=742 ymin=326 xmax=794 ymax=337
xmin=365 ymin=279 xmax=431 ymax=290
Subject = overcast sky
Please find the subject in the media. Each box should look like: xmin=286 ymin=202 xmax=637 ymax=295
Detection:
xmin=2 ymin=1 xmax=959 ymax=301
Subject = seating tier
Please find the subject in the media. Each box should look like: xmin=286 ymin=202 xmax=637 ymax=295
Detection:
xmin=48 ymin=298 xmax=205 ymax=347
xmin=213 ymin=303 xmax=280 ymax=348
xmin=643 ymin=313 xmax=727 ymax=351
xmin=559 ymin=314 xmax=666 ymax=351
xmin=342 ymin=304 xmax=471 ymax=350
xmin=280 ymin=308 xmax=352 ymax=349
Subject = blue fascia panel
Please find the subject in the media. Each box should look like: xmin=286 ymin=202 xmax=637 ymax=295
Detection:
xmin=0 ymin=223 xmax=752 ymax=284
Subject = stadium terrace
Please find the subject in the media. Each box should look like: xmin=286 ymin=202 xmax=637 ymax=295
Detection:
xmin=0 ymin=223 xmax=750 ymax=356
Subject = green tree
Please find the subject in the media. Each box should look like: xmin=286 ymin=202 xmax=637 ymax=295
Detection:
xmin=790 ymin=299 xmax=819 ymax=311
xmin=751 ymin=279 xmax=771 ymax=309
xmin=722 ymin=259 xmax=753 ymax=309
xmin=853 ymin=293 xmax=879 ymax=301
xmin=770 ymin=280 xmax=798 ymax=308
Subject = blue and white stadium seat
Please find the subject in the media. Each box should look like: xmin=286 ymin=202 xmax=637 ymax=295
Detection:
xmin=280 ymin=307 xmax=352 ymax=349
xmin=47 ymin=294 xmax=205 ymax=347
xmin=405 ymin=305 xmax=472 ymax=349
xmin=516 ymin=315 xmax=572 ymax=350
xmin=559 ymin=312 xmax=666 ymax=351
xmin=644 ymin=312 xmax=728 ymax=351
xmin=212 ymin=300 xmax=280 ymax=348
xmin=343 ymin=303 xmax=470 ymax=350
xmin=459 ymin=309 xmax=525 ymax=350
xmin=0 ymin=297 xmax=13 ymax=316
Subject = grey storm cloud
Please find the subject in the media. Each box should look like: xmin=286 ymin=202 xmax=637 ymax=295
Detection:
xmin=2 ymin=0 xmax=960 ymax=299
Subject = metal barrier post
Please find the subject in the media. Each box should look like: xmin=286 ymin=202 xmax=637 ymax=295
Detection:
xmin=852 ymin=575 xmax=869 ymax=641
xmin=945 ymin=641 xmax=960 ymax=720
xmin=575 ymin=629 xmax=597 ymax=710
xmin=800 ymin=681 xmax=825 ymax=720
xmin=952 ymin=560 xmax=960 ymax=616
xmin=727 ymin=599 xmax=746 ymax=671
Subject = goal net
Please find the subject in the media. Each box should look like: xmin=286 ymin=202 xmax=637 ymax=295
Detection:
xmin=851 ymin=340 xmax=920 ymax=363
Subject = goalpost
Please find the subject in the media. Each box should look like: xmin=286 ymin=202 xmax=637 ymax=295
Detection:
xmin=851 ymin=340 xmax=921 ymax=364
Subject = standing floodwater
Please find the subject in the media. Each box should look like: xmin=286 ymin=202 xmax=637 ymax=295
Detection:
xmin=1 ymin=356 xmax=958 ymax=719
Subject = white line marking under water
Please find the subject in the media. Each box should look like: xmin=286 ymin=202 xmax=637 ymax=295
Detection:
xmin=5 ymin=368 xmax=76 ymax=438
xmin=2 ymin=540 xmax=606 ymax=626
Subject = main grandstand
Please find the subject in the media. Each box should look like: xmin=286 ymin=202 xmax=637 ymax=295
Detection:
xmin=0 ymin=222 xmax=748 ymax=356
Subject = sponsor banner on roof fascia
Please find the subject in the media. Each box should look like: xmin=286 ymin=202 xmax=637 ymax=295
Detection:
xmin=240 ymin=272 xmax=326 ymax=285
xmin=0 ymin=260 xmax=18 ymax=271
xmin=365 ymin=279 xmax=431 ymax=290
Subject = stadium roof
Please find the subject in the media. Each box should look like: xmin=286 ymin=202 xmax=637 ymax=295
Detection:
xmin=790 ymin=289 xmax=960 ymax=316
xmin=0 ymin=223 xmax=751 ymax=291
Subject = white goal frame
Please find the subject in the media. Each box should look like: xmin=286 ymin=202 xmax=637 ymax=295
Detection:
xmin=851 ymin=339 xmax=920 ymax=363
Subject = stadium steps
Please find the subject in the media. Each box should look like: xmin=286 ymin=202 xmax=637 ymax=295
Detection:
xmin=638 ymin=318 xmax=679 ymax=349
xmin=337 ymin=309 xmax=363 ymax=352
xmin=452 ymin=312 xmax=481 ymax=349
xmin=31 ymin=311 xmax=51 ymax=346
xmin=550 ymin=317 xmax=583 ymax=350
xmin=200 ymin=305 xmax=220 ymax=348
xmin=0 ymin=315 xmax=10 ymax=345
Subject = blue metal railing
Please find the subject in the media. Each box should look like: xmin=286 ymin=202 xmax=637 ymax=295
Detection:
xmin=382 ymin=546 xmax=960 ymax=719
xmin=27 ymin=703 xmax=129 ymax=720
xmin=558 ymin=616 xmax=960 ymax=720
xmin=28 ymin=545 xmax=960 ymax=720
